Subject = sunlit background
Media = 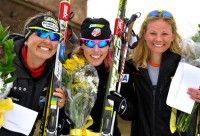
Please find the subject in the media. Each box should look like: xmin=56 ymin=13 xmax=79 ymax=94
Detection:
xmin=88 ymin=0 xmax=200 ymax=39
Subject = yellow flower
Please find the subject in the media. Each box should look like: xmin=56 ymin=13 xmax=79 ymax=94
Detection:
xmin=73 ymin=55 xmax=86 ymax=67
xmin=63 ymin=54 xmax=86 ymax=73
xmin=63 ymin=59 xmax=76 ymax=72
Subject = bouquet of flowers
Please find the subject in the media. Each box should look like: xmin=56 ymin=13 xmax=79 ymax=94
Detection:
xmin=175 ymin=37 xmax=200 ymax=132
xmin=62 ymin=54 xmax=99 ymax=135
xmin=0 ymin=23 xmax=15 ymax=127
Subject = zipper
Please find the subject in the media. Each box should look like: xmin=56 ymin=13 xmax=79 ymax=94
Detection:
xmin=152 ymin=87 xmax=156 ymax=136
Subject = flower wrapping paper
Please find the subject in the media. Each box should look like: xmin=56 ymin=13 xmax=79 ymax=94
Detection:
xmin=62 ymin=54 xmax=99 ymax=129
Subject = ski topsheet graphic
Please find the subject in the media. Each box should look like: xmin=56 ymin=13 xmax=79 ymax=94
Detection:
xmin=100 ymin=0 xmax=140 ymax=135
xmin=41 ymin=1 xmax=71 ymax=136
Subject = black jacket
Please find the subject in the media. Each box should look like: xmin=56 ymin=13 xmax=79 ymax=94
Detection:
xmin=120 ymin=50 xmax=185 ymax=136
xmin=0 ymin=38 xmax=56 ymax=136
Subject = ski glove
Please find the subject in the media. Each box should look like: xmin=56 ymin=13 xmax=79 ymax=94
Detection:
xmin=107 ymin=91 xmax=127 ymax=115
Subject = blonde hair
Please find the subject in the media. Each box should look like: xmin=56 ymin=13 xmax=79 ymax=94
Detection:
xmin=130 ymin=13 xmax=182 ymax=69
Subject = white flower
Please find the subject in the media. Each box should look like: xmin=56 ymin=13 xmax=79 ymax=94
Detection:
xmin=182 ymin=38 xmax=200 ymax=67
xmin=0 ymin=73 xmax=13 ymax=100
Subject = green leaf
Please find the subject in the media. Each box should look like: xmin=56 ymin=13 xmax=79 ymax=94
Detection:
xmin=4 ymin=77 xmax=16 ymax=84
xmin=0 ymin=22 xmax=16 ymax=85
xmin=0 ymin=66 xmax=15 ymax=73
xmin=0 ymin=23 xmax=9 ymax=43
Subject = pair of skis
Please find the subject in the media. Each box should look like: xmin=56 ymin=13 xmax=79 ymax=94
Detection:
xmin=41 ymin=0 xmax=71 ymax=136
xmin=101 ymin=0 xmax=140 ymax=135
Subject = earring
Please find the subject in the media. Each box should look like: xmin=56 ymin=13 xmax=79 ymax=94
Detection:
xmin=24 ymin=41 xmax=28 ymax=47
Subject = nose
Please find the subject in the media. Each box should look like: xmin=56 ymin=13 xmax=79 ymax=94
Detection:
xmin=93 ymin=44 xmax=100 ymax=51
xmin=43 ymin=36 xmax=52 ymax=42
xmin=41 ymin=37 xmax=53 ymax=46
xmin=155 ymin=34 xmax=162 ymax=41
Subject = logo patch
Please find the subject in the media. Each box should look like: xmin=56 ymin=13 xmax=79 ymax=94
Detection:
xmin=89 ymin=24 xmax=104 ymax=28
xmin=121 ymin=74 xmax=129 ymax=83
xmin=91 ymin=28 xmax=101 ymax=37
xmin=42 ymin=21 xmax=59 ymax=32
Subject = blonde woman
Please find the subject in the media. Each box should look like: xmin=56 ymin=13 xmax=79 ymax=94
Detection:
xmin=108 ymin=10 xmax=200 ymax=136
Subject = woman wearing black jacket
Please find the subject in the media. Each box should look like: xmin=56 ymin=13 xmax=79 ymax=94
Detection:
xmin=70 ymin=17 xmax=121 ymax=135
xmin=0 ymin=12 xmax=66 ymax=136
xmin=108 ymin=10 xmax=200 ymax=136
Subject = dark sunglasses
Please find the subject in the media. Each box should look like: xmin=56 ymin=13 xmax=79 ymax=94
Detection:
xmin=34 ymin=30 xmax=60 ymax=41
xmin=80 ymin=38 xmax=111 ymax=48
xmin=147 ymin=10 xmax=173 ymax=19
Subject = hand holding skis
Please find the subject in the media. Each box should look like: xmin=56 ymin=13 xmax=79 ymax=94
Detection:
xmin=53 ymin=88 xmax=66 ymax=108
xmin=107 ymin=91 xmax=127 ymax=115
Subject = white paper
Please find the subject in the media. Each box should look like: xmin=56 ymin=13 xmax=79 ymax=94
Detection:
xmin=166 ymin=62 xmax=200 ymax=114
xmin=3 ymin=103 xmax=38 ymax=135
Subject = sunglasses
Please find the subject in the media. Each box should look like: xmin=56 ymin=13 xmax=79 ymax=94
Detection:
xmin=147 ymin=10 xmax=173 ymax=19
xmin=34 ymin=30 xmax=60 ymax=41
xmin=80 ymin=38 xmax=111 ymax=48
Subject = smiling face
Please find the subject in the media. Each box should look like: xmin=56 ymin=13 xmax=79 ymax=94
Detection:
xmin=144 ymin=19 xmax=174 ymax=58
xmin=81 ymin=43 xmax=109 ymax=66
xmin=26 ymin=32 xmax=58 ymax=62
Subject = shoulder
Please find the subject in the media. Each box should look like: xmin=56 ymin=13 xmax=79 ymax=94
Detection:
xmin=163 ymin=51 xmax=181 ymax=69
xmin=164 ymin=50 xmax=181 ymax=61
xmin=8 ymin=33 xmax=24 ymax=41
xmin=120 ymin=60 xmax=136 ymax=83
xmin=9 ymin=33 xmax=25 ymax=53
xmin=125 ymin=59 xmax=137 ymax=73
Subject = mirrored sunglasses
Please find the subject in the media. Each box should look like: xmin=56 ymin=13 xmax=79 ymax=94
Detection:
xmin=80 ymin=38 xmax=111 ymax=48
xmin=34 ymin=30 xmax=60 ymax=41
xmin=147 ymin=10 xmax=173 ymax=19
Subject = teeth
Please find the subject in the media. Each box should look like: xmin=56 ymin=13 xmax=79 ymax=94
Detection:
xmin=154 ymin=44 xmax=163 ymax=47
xmin=40 ymin=46 xmax=49 ymax=51
xmin=91 ymin=55 xmax=100 ymax=59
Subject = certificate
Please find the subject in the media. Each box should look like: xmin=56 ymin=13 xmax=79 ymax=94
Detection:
xmin=166 ymin=62 xmax=200 ymax=114
xmin=3 ymin=103 xmax=38 ymax=135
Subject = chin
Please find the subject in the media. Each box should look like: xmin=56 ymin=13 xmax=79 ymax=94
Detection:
xmin=38 ymin=55 xmax=51 ymax=60
xmin=91 ymin=61 xmax=102 ymax=67
xmin=91 ymin=63 xmax=99 ymax=67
